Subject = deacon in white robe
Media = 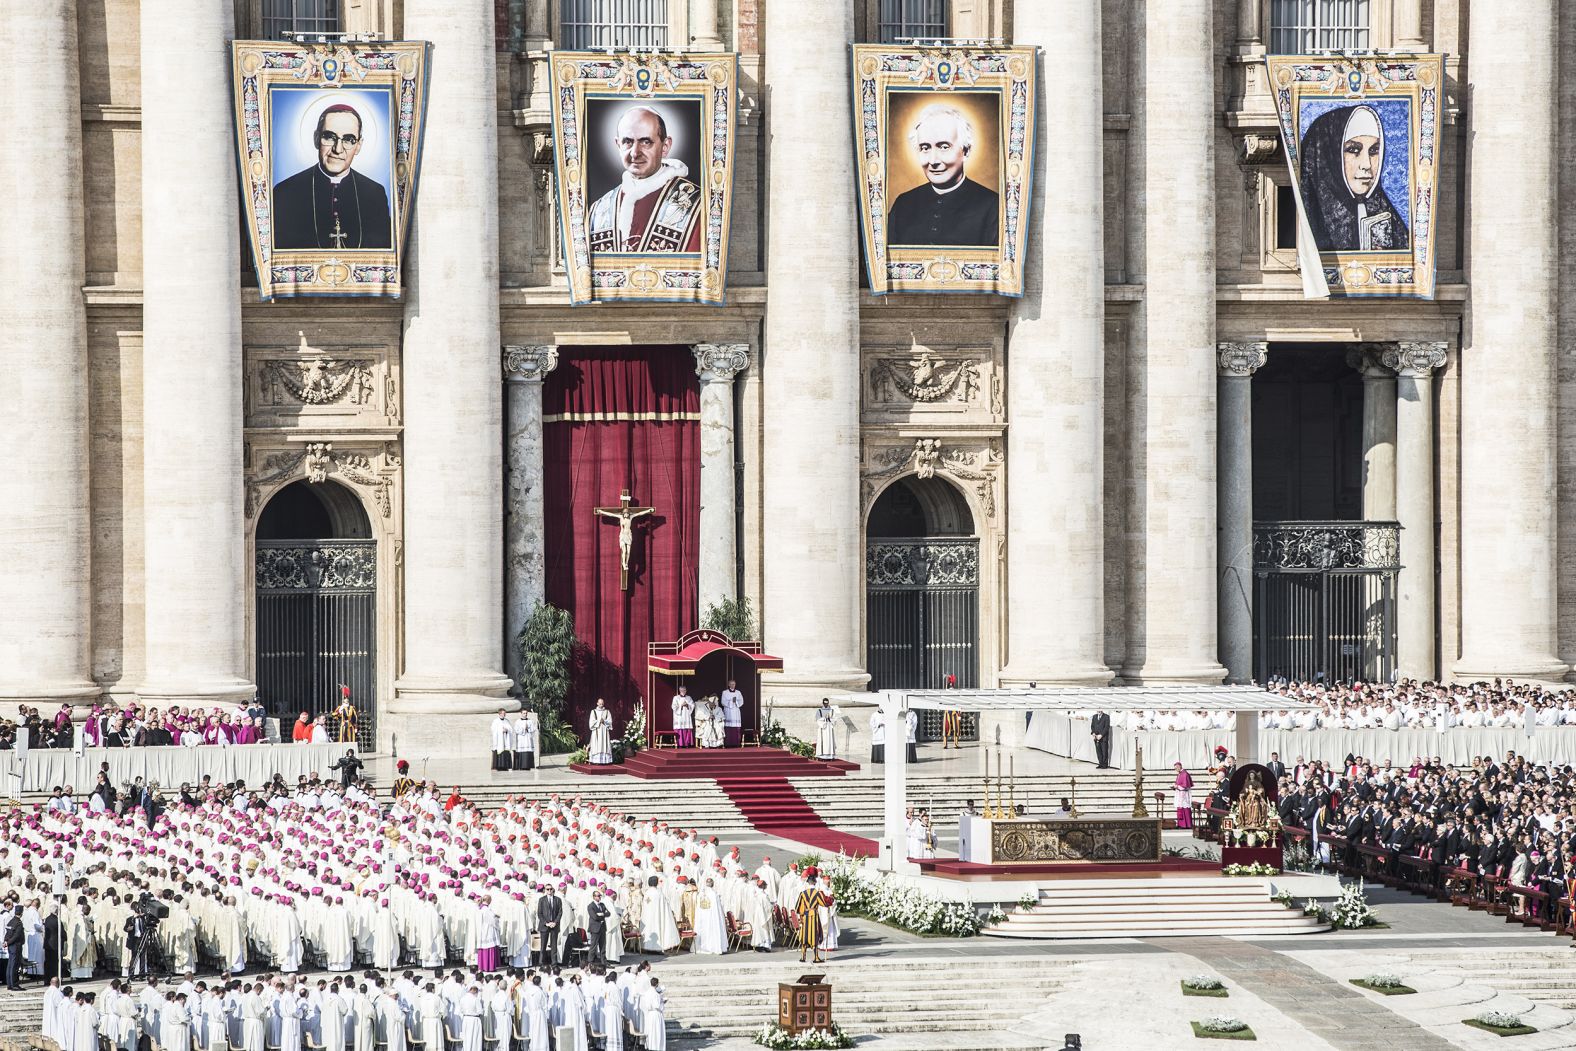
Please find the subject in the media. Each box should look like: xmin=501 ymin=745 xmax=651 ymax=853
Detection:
xmin=457 ymin=989 xmax=484 ymax=1051
xmin=74 ymin=999 xmax=100 ymax=1051
xmin=416 ymin=986 xmax=445 ymax=1051
xmin=639 ymin=984 xmax=666 ymax=1051
xmin=521 ymin=980 xmax=550 ymax=1051
xmin=690 ymin=881 xmax=728 ymax=955
xmin=318 ymin=988 xmax=347 ymax=1051
xmin=489 ymin=714 xmax=515 ymax=772
xmin=163 ymin=996 xmax=193 ymax=1051
xmin=815 ymin=701 xmax=837 ymax=760
xmin=587 ymin=700 xmax=615 ymax=765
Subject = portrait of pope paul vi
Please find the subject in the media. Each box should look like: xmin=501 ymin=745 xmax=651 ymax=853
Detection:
xmin=272 ymin=102 xmax=392 ymax=251
xmin=587 ymin=104 xmax=703 ymax=253
xmin=887 ymin=102 xmax=1000 ymax=248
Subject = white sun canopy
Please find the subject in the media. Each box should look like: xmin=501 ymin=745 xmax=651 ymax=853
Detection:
xmin=878 ymin=684 xmax=1320 ymax=713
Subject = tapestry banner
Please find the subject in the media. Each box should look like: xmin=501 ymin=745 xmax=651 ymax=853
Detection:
xmin=850 ymin=44 xmax=1037 ymax=297
xmin=549 ymin=53 xmax=738 ymax=306
xmin=1268 ymin=54 xmax=1446 ymax=299
xmin=230 ymin=40 xmax=429 ymax=301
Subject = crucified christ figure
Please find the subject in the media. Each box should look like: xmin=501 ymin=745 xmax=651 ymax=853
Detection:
xmin=593 ymin=489 xmax=655 ymax=590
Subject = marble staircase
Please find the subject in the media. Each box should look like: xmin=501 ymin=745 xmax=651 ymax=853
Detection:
xmin=985 ymin=876 xmax=1328 ymax=939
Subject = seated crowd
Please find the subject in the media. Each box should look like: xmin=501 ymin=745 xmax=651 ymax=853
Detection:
xmin=0 ymin=773 xmax=817 ymax=997
xmin=0 ymin=699 xmax=361 ymax=751
xmin=1207 ymin=748 xmax=1576 ymax=924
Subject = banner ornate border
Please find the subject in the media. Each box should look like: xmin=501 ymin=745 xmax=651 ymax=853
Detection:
xmin=549 ymin=52 xmax=738 ymax=306
xmin=1268 ymin=54 xmax=1445 ymax=299
xmin=231 ymin=40 xmax=431 ymax=301
xmin=851 ymin=44 xmax=1037 ymax=297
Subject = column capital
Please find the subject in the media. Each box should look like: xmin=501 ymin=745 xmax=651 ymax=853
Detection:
xmin=693 ymin=343 xmax=751 ymax=383
xmin=1345 ymin=343 xmax=1395 ymax=379
xmin=1384 ymin=341 xmax=1448 ymax=378
xmin=502 ymin=344 xmax=559 ymax=383
xmin=1217 ymin=342 xmax=1268 ymax=377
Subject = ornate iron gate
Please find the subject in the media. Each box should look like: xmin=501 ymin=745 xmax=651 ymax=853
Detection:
xmin=866 ymin=537 xmax=980 ymax=740
xmin=1253 ymin=521 xmax=1399 ymax=684
xmin=255 ymin=539 xmax=377 ymax=749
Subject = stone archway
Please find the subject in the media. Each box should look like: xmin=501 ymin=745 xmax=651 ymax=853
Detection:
xmin=254 ymin=479 xmax=377 ymax=747
xmin=865 ymin=475 xmax=981 ymax=739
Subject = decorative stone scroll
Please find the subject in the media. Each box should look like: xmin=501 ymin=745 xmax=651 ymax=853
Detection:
xmin=245 ymin=441 xmax=399 ymax=519
xmin=692 ymin=343 xmax=750 ymax=382
xmin=1217 ymin=342 xmax=1268 ymax=377
xmin=503 ymin=344 xmax=560 ymax=383
xmin=869 ymin=351 xmax=981 ymax=405
xmin=1383 ymin=341 xmax=1447 ymax=377
xmin=863 ymin=438 xmax=1004 ymax=521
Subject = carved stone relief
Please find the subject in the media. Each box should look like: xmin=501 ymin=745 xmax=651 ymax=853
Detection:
xmin=861 ymin=437 xmax=1004 ymax=523
xmin=245 ymin=440 xmax=401 ymax=521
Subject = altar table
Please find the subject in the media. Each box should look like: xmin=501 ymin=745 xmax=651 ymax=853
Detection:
xmin=958 ymin=813 xmax=1163 ymax=864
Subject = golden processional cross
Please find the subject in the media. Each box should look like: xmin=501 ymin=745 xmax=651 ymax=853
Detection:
xmin=594 ymin=489 xmax=655 ymax=591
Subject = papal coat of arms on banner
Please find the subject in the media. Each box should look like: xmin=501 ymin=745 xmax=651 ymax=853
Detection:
xmin=549 ymin=52 xmax=739 ymax=306
xmin=850 ymin=44 xmax=1038 ymax=297
xmin=230 ymin=40 xmax=432 ymax=300
xmin=1268 ymin=54 xmax=1446 ymax=299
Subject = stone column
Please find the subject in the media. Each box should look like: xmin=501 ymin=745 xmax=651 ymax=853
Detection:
xmin=1394 ymin=0 xmax=1426 ymax=50
xmin=1352 ymin=347 xmax=1398 ymax=521
xmin=138 ymin=0 xmax=253 ymax=705
xmin=998 ymin=0 xmax=1111 ymax=693
xmin=1217 ymin=343 xmax=1267 ymax=685
xmin=392 ymin=0 xmax=514 ymax=733
xmin=1385 ymin=342 xmax=1446 ymax=680
xmin=1125 ymin=0 xmax=1226 ymax=684
xmin=0 ymin=0 xmax=98 ymax=707
xmin=689 ymin=0 xmax=724 ymax=50
xmin=1456 ymin=0 xmax=1567 ymax=684
xmin=693 ymin=344 xmax=749 ymax=616
xmin=760 ymin=0 xmax=867 ymax=706
xmin=503 ymin=345 xmax=559 ymax=688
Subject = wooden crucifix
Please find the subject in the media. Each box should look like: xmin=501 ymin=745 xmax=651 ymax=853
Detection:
xmin=593 ymin=489 xmax=655 ymax=591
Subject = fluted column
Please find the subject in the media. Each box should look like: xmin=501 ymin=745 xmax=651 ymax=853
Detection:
xmin=0 ymin=1 xmax=97 ymax=705
xmin=1456 ymin=0 xmax=1567 ymax=684
xmin=394 ymin=0 xmax=514 ymax=726
xmin=503 ymin=345 xmax=558 ymax=689
xmin=1352 ymin=347 xmax=1398 ymax=520
xmin=1125 ymin=0 xmax=1225 ymax=684
xmin=1394 ymin=0 xmax=1426 ymax=50
xmin=1386 ymin=342 xmax=1446 ymax=680
xmin=999 ymin=0 xmax=1111 ymax=689
xmin=138 ymin=0 xmax=252 ymax=705
xmin=760 ymin=0 xmax=867 ymax=699
xmin=693 ymin=344 xmax=748 ymax=616
xmin=1217 ymin=343 xmax=1266 ymax=685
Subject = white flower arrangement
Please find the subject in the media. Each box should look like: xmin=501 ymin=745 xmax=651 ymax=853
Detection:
xmin=826 ymin=853 xmax=991 ymax=936
xmin=1222 ymin=862 xmax=1278 ymax=876
xmin=1473 ymin=1010 xmax=1525 ymax=1030
xmin=1197 ymin=1016 xmax=1249 ymax=1033
xmin=753 ymin=1022 xmax=855 ymax=1049
xmin=1361 ymin=973 xmax=1406 ymax=989
xmin=1328 ymin=879 xmax=1380 ymax=929
xmin=1183 ymin=976 xmax=1226 ymax=991
xmin=1017 ymin=892 xmax=1039 ymax=912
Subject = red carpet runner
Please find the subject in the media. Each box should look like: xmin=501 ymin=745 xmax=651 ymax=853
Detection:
xmin=715 ymin=775 xmax=880 ymax=858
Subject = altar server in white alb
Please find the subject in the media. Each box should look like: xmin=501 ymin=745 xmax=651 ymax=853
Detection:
xmin=905 ymin=708 xmax=919 ymax=764
xmin=513 ymin=709 xmax=536 ymax=771
xmin=671 ymin=687 xmax=695 ymax=748
xmin=489 ymin=711 xmax=515 ymax=771
xmin=720 ymin=680 xmax=744 ymax=748
xmin=587 ymin=698 xmax=616 ymax=765
xmin=869 ymin=709 xmax=885 ymax=764
xmin=815 ymin=699 xmax=838 ymax=760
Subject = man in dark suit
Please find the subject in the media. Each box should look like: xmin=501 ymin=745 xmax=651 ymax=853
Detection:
xmin=1090 ymin=712 xmax=1112 ymax=769
xmin=585 ymin=889 xmax=611 ymax=967
xmin=1266 ymin=752 xmax=1287 ymax=783
xmin=273 ymin=103 xmax=392 ymax=251
xmin=4 ymin=907 xmax=24 ymax=989
xmin=536 ymin=886 xmax=563 ymax=967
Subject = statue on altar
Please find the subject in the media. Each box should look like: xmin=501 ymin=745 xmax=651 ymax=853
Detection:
xmin=1224 ymin=770 xmax=1281 ymax=849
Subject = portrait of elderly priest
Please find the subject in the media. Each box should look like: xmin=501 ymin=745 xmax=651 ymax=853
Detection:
xmin=588 ymin=104 xmax=704 ymax=253
xmin=887 ymin=102 xmax=1000 ymax=248
xmin=272 ymin=102 xmax=393 ymax=251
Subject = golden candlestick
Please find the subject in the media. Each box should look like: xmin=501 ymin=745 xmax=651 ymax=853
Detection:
xmin=1068 ymin=776 xmax=1080 ymax=819
xmin=995 ymin=749 xmax=1005 ymax=820
xmin=1132 ymin=743 xmax=1150 ymax=818
xmin=1009 ymin=754 xmax=1016 ymax=816
xmin=982 ymin=747 xmax=995 ymax=819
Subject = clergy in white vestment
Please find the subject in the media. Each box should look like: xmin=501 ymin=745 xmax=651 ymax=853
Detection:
xmin=521 ymin=977 xmax=550 ymax=1051
xmin=720 ymin=681 xmax=744 ymax=748
xmin=815 ymin=699 xmax=837 ymax=760
xmin=457 ymin=987 xmax=485 ymax=1051
xmin=671 ymin=689 xmax=695 ymax=748
xmin=640 ymin=878 xmax=680 ymax=952
xmin=281 ymin=991 xmax=309 ymax=1051
xmin=42 ymin=982 xmax=65 ymax=1046
xmin=693 ymin=699 xmax=718 ymax=750
xmin=691 ymin=879 xmax=728 ymax=955
xmin=587 ymin=699 xmax=616 ymax=765
xmin=319 ymin=987 xmax=347 ymax=1051
xmin=639 ymin=982 xmax=666 ymax=1051
xmin=21 ymin=901 xmax=44 ymax=975
xmin=350 ymin=986 xmax=377 ymax=1051
xmin=74 ymin=997 xmax=100 ymax=1051
xmin=370 ymin=901 xmax=399 ymax=970
xmin=558 ymin=979 xmax=588 ymax=1051
xmin=55 ymin=991 xmax=78 ymax=1051
xmin=416 ymin=985 xmax=445 ymax=1051
xmin=375 ymin=990 xmax=406 ymax=1051
xmin=513 ymin=712 xmax=535 ymax=771
xmin=869 ymin=709 xmax=885 ymax=763
xmin=202 ymin=990 xmax=229 ymax=1051
xmin=754 ymin=857 xmax=781 ymax=899
xmin=164 ymin=995 xmax=193 ymax=1051
xmin=600 ymin=983 xmax=625 ymax=1051
xmin=474 ymin=897 xmax=501 ymax=972
xmin=486 ymin=986 xmax=513 ymax=1051
xmin=323 ymin=898 xmax=355 ymax=971
xmin=242 ymin=988 xmax=271 ymax=1051
xmin=278 ymin=905 xmax=304 ymax=973
xmin=490 ymin=712 xmax=515 ymax=772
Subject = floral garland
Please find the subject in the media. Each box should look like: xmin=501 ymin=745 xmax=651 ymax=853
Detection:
xmin=826 ymin=853 xmax=1004 ymax=937
xmin=1222 ymin=862 xmax=1278 ymax=877
xmin=754 ymin=1022 xmax=855 ymax=1049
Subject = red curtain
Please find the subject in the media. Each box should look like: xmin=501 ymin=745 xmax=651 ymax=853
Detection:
xmin=543 ymin=348 xmax=700 ymax=734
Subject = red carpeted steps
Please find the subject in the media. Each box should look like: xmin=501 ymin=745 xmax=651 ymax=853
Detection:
xmin=715 ymin=775 xmax=879 ymax=857
xmin=570 ymin=745 xmax=858 ymax=780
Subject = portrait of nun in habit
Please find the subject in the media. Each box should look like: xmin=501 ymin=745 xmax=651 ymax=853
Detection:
xmin=1298 ymin=104 xmax=1411 ymax=252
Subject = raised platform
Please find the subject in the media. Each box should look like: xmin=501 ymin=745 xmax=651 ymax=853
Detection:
xmin=570 ymin=745 xmax=859 ymax=780
xmin=984 ymin=875 xmax=1331 ymax=939
xmin=917 ymin=856 xmax=1220 ymax=881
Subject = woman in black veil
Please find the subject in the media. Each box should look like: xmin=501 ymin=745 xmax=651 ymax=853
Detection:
xmin=1298 ymin=104 xmax=1410 ymax=251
